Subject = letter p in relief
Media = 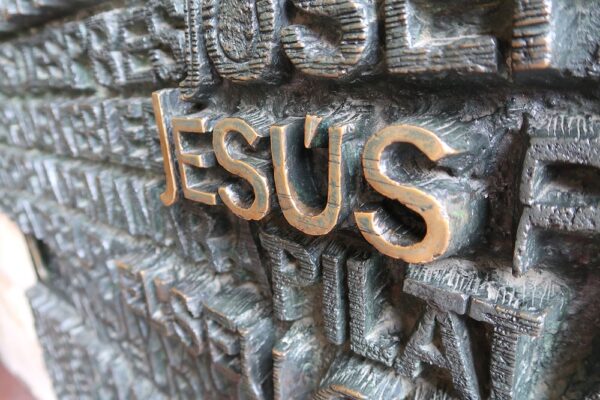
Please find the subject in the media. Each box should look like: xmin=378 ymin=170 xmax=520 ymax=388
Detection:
xmin=356 ymin=120 xmax=485 ymax=264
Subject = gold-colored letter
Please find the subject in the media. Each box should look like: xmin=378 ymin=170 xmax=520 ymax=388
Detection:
xmin=355 ymin=124 xmax=458 ymax=263
xmin=172 ymin=111 xmax=225 ymax=205
xmin=271 ymin=115 xmax=358 ymax=235
xmin=213 ymin=117 xmax=272 ymax=220
xmin=152 ymin=90 xmax=178 ymax=206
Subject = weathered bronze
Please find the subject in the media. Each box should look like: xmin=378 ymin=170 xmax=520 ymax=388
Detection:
xmin=0 ymin=0 xmax=599 ymax=399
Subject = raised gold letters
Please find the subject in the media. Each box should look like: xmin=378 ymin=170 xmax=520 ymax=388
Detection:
xmin=213 ymin=115 xmax=274 ymax=220
xmin=154 ymin=99 xmax=484 ymax=261
xmin=355 ymin=123 xmax=465 ymax=263
xmin=271 ymin=115 xmax=361 ymax=235
xmin=173 ymin=111 xmax=225 ymax=205
xmin=152 ymin=90 xmax=181 ymax=206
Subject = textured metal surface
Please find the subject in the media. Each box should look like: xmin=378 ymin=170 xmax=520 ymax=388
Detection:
xmin=0 ymin=0 xmax=599 ymax=399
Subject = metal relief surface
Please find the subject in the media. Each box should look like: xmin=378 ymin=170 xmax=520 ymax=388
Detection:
xmin=0 ymin=0 xmax=599 ymax=399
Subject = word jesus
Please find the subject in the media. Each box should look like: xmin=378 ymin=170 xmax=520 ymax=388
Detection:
xmin=153 ymin=90 xmax=484 ymax=264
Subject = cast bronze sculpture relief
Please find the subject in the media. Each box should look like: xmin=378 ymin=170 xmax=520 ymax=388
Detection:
xmin=0 ymin=0 xmax=598 ymax=399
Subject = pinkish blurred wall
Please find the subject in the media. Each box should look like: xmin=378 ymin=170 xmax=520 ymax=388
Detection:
xmin=0 ymin=213 xmax=55 ymax=400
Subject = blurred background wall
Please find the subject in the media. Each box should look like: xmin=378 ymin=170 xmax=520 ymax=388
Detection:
xmin=0 ymin=213 xmax=55 ymax=400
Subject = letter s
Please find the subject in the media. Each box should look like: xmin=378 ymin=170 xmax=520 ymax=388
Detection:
xmin=355 ymin=123 xmax=482 ymax=264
